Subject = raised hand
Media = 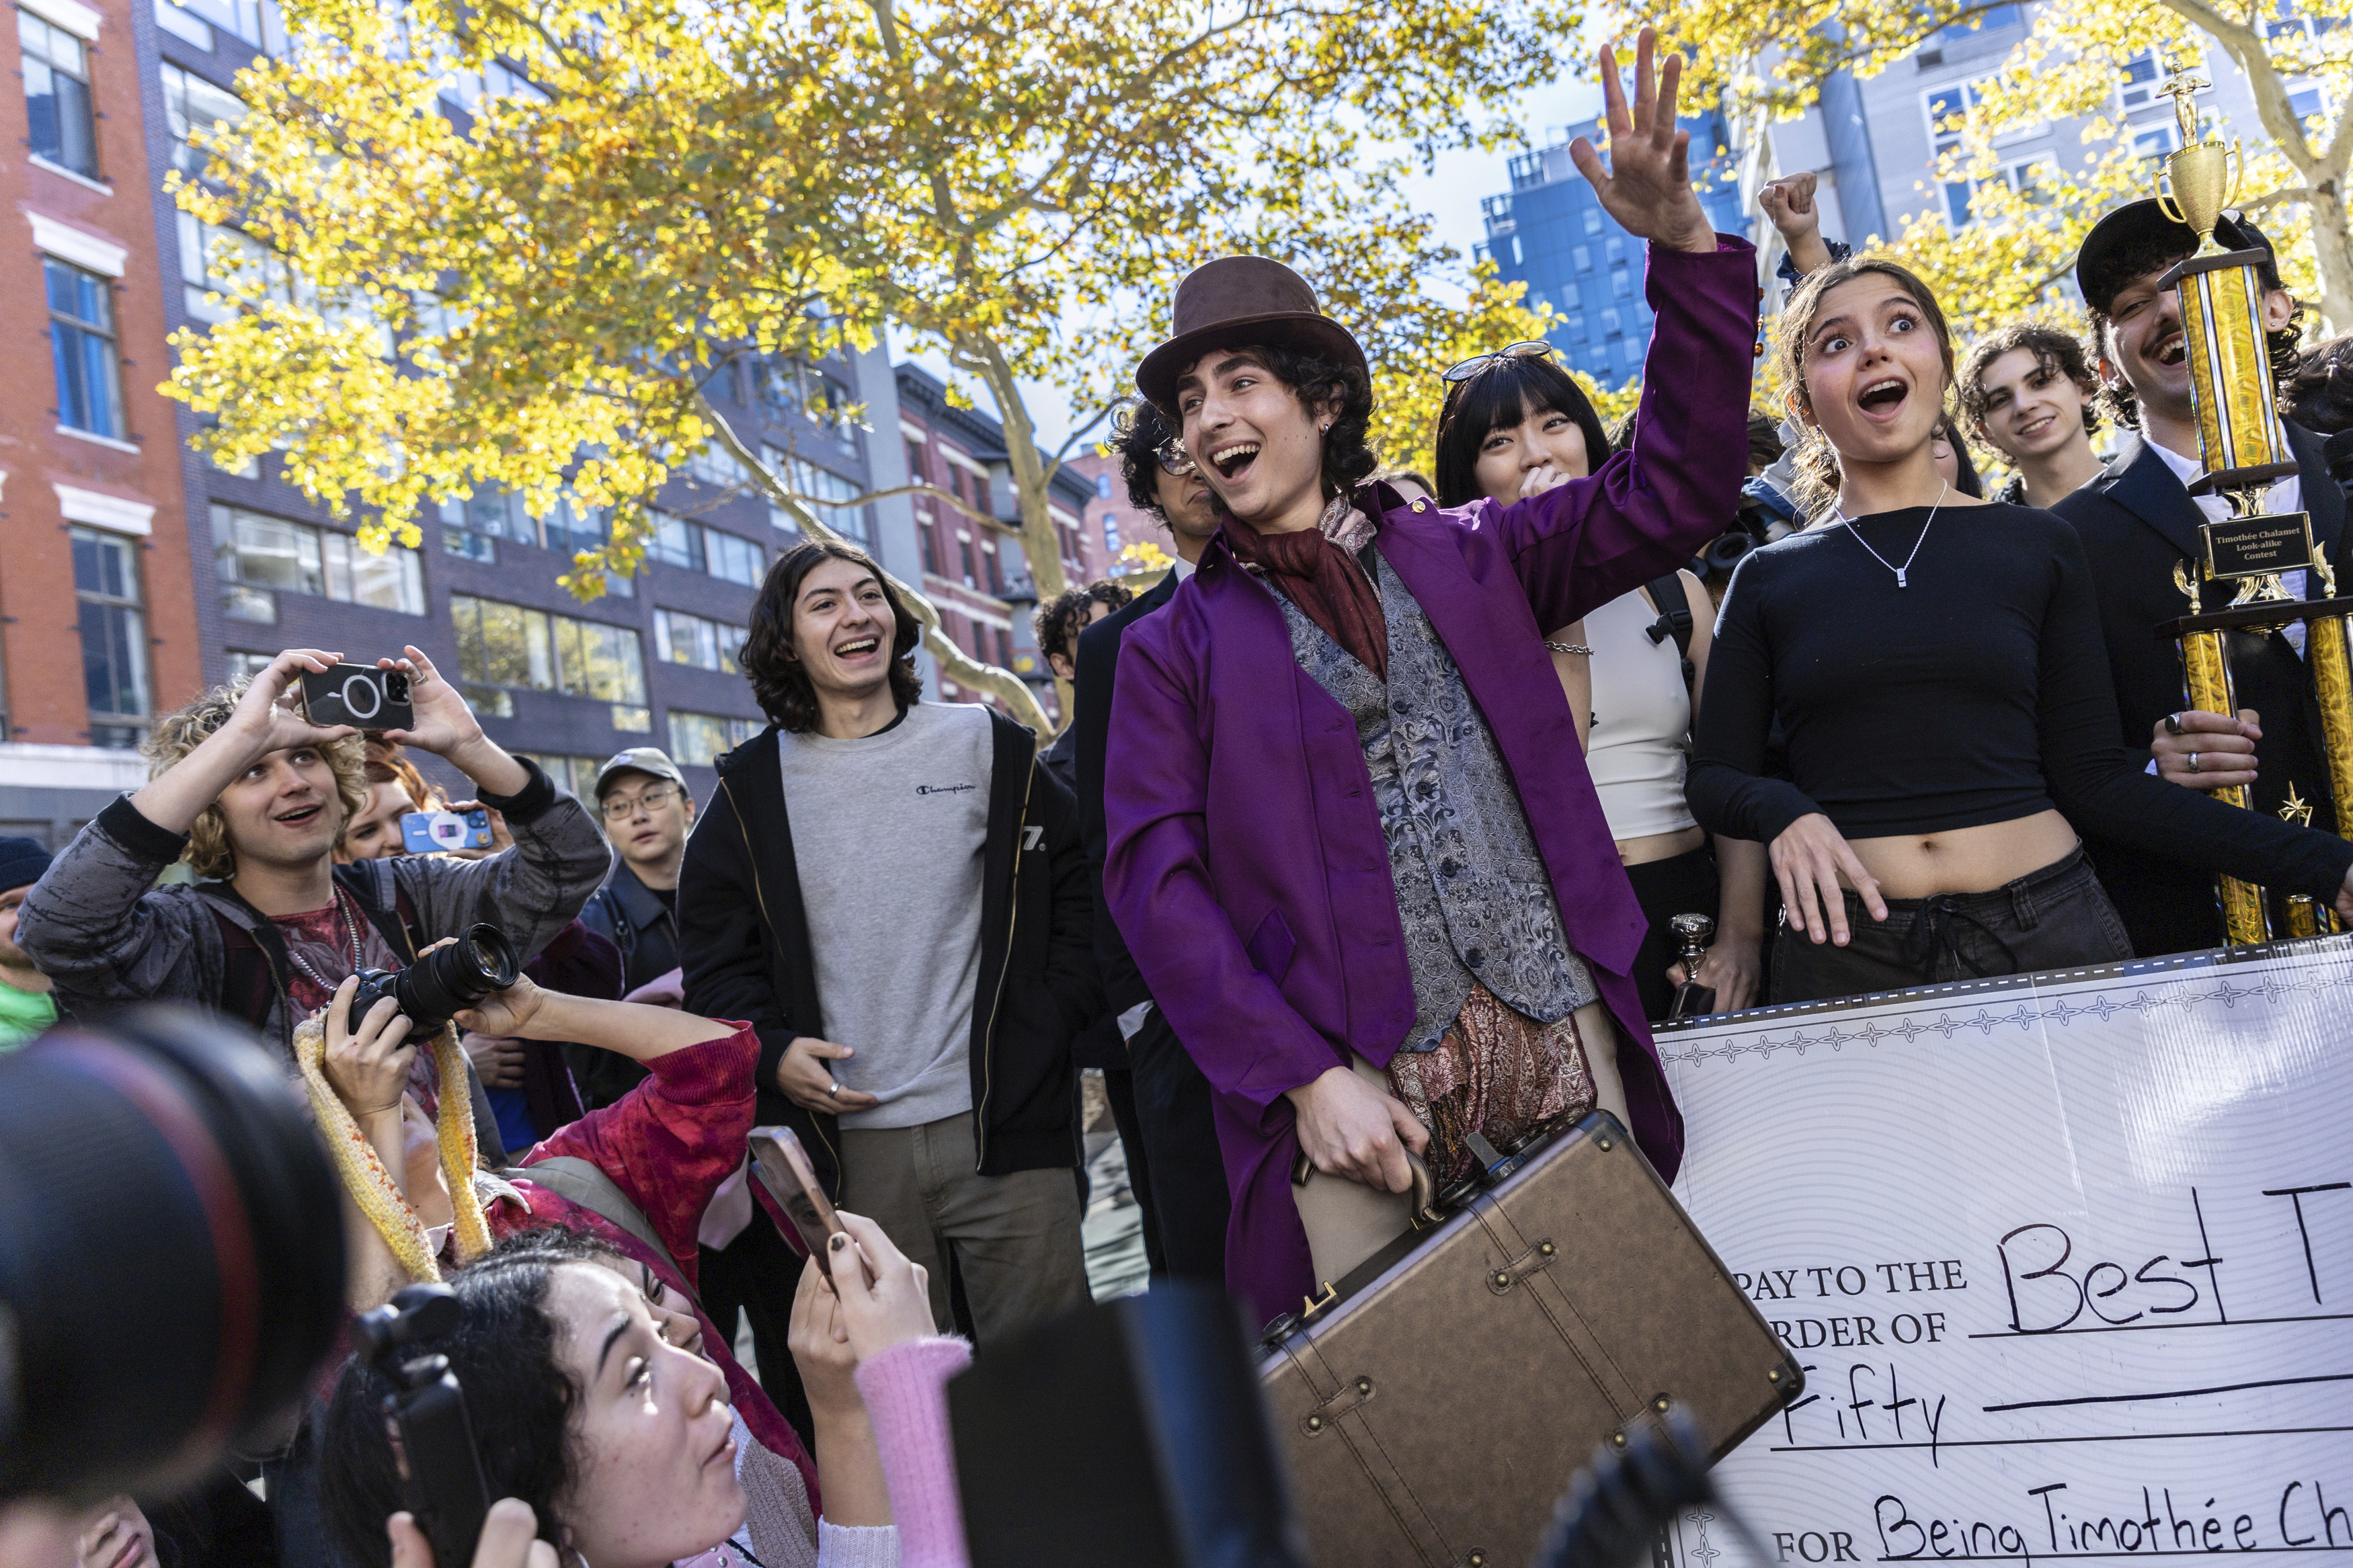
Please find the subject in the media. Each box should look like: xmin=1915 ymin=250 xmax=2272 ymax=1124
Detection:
xmin=238 ymin=647 xmax=357 ymax=755
xmin=1568 ymin=28 xmax=1714 ymax=255
xmin=1759 ymin=172 xmax=1834 ymax=274
xmin=378 ymin=645 xmax=483 ymax=759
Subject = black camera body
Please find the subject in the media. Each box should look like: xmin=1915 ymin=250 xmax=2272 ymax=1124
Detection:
xmin=344 ymin=923 xmax=521 ymax=1037
xmin=300 ymin=663 xmax=414 ymax=730
xmin=354 ymin=1284 xmax=491 ymax=1568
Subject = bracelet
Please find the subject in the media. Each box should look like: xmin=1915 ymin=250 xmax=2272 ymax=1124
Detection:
xmin=1545 ymin=641 xmax=1595 ymax=657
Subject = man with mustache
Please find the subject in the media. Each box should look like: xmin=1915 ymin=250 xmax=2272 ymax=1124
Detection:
xmin=2052 ymin=202 xmax=2350 ymax=956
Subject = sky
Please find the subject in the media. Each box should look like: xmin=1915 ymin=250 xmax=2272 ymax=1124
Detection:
xmin=903 ymin=70 xmax=1615 ymax=458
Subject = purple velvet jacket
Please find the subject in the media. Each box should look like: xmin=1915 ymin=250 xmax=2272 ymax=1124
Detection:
xmin=1103 ymin=238 xmax=1759 ymax=1327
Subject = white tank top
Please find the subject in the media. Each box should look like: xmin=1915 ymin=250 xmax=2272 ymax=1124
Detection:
xmin=1584 ymin=585 xmax=1698 ymax=840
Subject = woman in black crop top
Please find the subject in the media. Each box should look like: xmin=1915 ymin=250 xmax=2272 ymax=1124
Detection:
xmin=1687 ymin=259 xmax=2353 ymax=1003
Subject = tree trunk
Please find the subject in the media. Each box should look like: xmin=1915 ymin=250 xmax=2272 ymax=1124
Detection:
xmin=695 ymin=395 xmax=1054 ymax=735
xmin=2304 ymin=178 xmax=2353 ymax=337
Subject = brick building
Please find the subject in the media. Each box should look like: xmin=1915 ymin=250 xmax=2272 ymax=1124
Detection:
xmin=0 ymin=0 xmax=926 ymax=837
xmin=0 ymin=0 xmax=206 ymax=840
xmin=894 ymin=363 xmax=1106 ymax=723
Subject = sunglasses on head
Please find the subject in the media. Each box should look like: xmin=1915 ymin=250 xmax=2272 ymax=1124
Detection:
xmin=1154 ymin=438 xmax=1199 ymax=477
xmin=1441 ymin=340 xmax=1557 ymax=383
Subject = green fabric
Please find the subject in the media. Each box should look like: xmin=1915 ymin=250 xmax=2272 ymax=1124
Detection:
xmin=0 ymin=980 xmax=57 ymax=1051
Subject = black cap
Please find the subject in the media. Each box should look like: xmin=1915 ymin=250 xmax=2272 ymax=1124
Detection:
xmin=2075 ymin=198 xmax=2281 ymax=316
xmin=0 ymin=835 xmax=50 ymax=897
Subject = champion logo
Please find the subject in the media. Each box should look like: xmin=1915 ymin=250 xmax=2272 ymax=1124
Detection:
xmin=915 ymin=782 xmax=978 ymax=796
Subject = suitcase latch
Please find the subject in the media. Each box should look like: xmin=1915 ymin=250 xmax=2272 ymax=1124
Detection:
xmin=1485 ymin=1237 xmax=1560 ymax=1294
xmin=1302 ymin=1374 xmax=1377 ymax=1434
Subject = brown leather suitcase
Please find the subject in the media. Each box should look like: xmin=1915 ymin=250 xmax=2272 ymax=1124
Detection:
xmin=1257 ymin=1109 xmax=1800 ymax=1568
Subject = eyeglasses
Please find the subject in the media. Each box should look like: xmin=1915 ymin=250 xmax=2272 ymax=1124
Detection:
xmin=600 ymin=784 xmax=679 ymax=821
xmin=1441 ymin=340 xmax=1557 ymax=384
xmin=1154 ymin=438 xmax=1199 ymax=478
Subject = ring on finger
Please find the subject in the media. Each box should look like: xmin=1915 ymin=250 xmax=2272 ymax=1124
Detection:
xmin=2188 ymin=751 xmax=2201 ymax=774
xmin=826 ymin=1080 xmax=840 ymax=1098
xmin=2165 ymin=712 xmax=2186 ymax=735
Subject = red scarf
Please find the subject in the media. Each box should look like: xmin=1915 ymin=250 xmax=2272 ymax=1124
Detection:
xmin=1226 ymin=519 xmax=1388 ymax=681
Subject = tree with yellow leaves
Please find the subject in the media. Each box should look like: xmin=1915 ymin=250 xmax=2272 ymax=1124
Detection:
xmin=1615 ymin=0 xmax=2353 ymax=333
xmin=163 ymin=0 xmax=1589 ymax=732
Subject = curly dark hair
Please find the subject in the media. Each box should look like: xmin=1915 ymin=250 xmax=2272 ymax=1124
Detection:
xmin=321 ymin=1227 xmax=628 ymax=1567
xmin=1111 ymin=399 xmax=1177 ymax=513
xmin=741 ymin=538 xmax=924 ymax=733
xmin=1432 ymin=352 xmax=1610 ymax=507
xmin=2286 ymin=333 xmax=2353 ymax=436
xmin=2087 ymin=230 xmax=2301 ymax=431
xmin=1034 ymin=580 xmax=1134 ymax=668
xmin=1233 ymin=343 xmax=1379 ymax=499
xmin=1958 ymin=321 xmax=2103 ymax=446
xmin=1747 ymin=411 xmax=1786 ymax=472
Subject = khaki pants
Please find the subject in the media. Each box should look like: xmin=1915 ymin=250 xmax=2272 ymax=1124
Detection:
xmin=1292 ymin=1000 xmax=1629 ymax=1288
xmin=838 ymin=1112 xmax=1088 ymax=1350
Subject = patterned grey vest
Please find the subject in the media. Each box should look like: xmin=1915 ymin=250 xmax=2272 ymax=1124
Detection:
xmin=1276 ymin=547 xmax=1597 ymax=1054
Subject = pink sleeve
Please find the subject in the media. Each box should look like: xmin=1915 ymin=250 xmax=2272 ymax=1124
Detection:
xmin=522 ymin=1024 xmax=757 ymax=1283
xmin=852 ymin=1337 xmax=974 ymax=1568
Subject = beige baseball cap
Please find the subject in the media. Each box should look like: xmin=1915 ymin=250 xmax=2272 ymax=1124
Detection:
xmin=592 ymin=746 xmax=688 ymax=800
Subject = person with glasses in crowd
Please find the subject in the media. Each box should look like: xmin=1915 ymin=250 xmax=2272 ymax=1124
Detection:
xmin=574 ymin=748 xmax=697 ymax=1106
xmin=1432 ymin=342 xmax=1768 ymax=1020
xmin=1071 ymin=402 xmax=1235 ymax=1284
xmin=1685 ymin=257 xmax=2353 ymax=1003
xmin=1101 ymin=32 xmax=1753 ymax=1325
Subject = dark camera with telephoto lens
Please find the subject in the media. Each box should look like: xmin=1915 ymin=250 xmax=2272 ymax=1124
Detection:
xmin=352 ymin=1284 xmax=493 ymax=1568
xmin=298 ymin=663 xmax=415 ymax=730
xmin=344 ymin=923 xmax=520 ymax=1037
xmin=0 ymin=1007 xmax=347 ymax=1508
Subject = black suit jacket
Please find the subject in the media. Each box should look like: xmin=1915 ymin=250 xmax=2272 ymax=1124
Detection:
xmin=1074 ymin=567 xmax=1181 ymax=1016
xmin=2050 ymin=423 xmax=2348 ymax=955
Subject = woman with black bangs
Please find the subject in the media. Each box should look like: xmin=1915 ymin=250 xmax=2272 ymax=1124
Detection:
xmin=1433 ymin=347 xmax=1767 ymax=1020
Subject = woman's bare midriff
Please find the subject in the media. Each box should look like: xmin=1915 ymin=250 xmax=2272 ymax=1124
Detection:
xmin=1842 ymin=810 xmax=2080 ymax=900
xmin=1617 ymin=824 xmax=1706 ymax=866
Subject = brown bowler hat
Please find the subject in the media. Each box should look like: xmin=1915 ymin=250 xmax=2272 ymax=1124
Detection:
xmin=1135 ymin=256 xmax=1369 ymax=414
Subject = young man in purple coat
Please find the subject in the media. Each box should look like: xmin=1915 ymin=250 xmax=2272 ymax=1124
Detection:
xmin=1100 ymin=30 xmax=1761 ymax=1327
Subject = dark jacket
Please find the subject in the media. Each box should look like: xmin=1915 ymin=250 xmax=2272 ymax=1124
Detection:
xmin=1074 ymin=567 xmax=1181 ymax=1018
xmin=2051 ymin=425 xmax=2350 ymax=956
xmin=19 ymin=759 xmax=609 ymax=1059
xmin=677 ymin=707 xmax=1097 ymax=1195
xmin=570 ymin=860 xmax=683 ymax=1108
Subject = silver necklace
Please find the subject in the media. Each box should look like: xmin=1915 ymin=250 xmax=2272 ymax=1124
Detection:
xmin=284 ymin=885 xmax=362 ymax=993
xmin=1835 ymin=482 xmax=1947 ymax=589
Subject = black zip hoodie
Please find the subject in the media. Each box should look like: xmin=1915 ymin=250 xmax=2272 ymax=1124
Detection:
xmin=678 ymin=707 xmax=1096 ymax=1194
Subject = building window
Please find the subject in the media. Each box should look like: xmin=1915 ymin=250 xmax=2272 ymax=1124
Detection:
xmin=906 ymin=439 xmax=928 ymax=484
xmin=72 ymin=528 xmax=149 ymax=747
xmin=1094 ymin=472 xmax=1114 ymax=499
xmin=176 ymin=212 xmax=290 ymax=324
xmin=225 ymin=651 xmax=276 ymax=682
xmin=1103 ymin=512 xmax=1121 ymax=554
xmin=516 ymin=753 xmax=607 ymax=800
xmin=773 ymin=450 xmax=871 ymax=543
xmin=21 ymin=9 xmax=97 ymax=177
xmin=161 ymin=64 xmax=244 ymax=176
xmin=1939 ymin=3 xmax=2022 ymax=39
xmin=686 ymin=440 xmax=748 ymax=487
xmin=1564 ymin=311 xmax=1586 ymax=340
xmin=1611 ymin=265 xmax=1632 ymax=299
xmin=159 ymin=0 xmax=269 ymax=49
xmin=754 ymin=357 xmax=854 ymax=429
xmin=646 ymin=511 xmax=762 ymax=587
xmin=1603 ymin=236 xmax=1626 ymax=265
xmin=47 ymin=258 xmax=125 ymax=440
xmin=449 ymin=593 xmax=648 ymax=726
xmin=1571 ymin=243 xmax=1591 ymax=272
xmin=668 ymin=710 xmax=762 ymax=768
xmin=1600 ymin=307 xmax=1622 ymax=337
xmin=1581 ymin=208 xmax=1602 ymax=236
xmin=653 ymin=608 xmax=746 ymax=673
xmin=213 ymin=504 xmax=428 ymax=622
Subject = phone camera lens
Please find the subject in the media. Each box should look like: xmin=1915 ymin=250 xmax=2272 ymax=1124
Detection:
xmin=383 ymin=671 xmax=410 ymax=701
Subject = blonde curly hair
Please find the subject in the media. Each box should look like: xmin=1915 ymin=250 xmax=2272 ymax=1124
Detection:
xmin=139 ymin=680 xmax=370 ymax=880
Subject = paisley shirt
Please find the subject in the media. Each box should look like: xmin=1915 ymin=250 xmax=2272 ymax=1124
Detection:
xmin=1277 ymin=545 xmax=1597 ymax=1053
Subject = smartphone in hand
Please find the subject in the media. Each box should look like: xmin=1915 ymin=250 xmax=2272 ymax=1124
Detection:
xmin=749 ymin=1126 xmax=875 ymax=1285
xmin=401 ymin=807 xmax=493 ymax=854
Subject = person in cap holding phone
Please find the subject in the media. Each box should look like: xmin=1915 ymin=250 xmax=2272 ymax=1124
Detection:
xmin=15 ymin=648 xmax=611 ymax=1116
xmin=2050 ymin=202 xmax=2350 ymax=956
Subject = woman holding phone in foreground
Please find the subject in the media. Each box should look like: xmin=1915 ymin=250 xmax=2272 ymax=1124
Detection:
xmin=310 ymin=971 xmax=974 ymax=1567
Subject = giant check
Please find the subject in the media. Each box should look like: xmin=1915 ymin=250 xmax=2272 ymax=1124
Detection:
xmin=1656 ymin=938 xmax=2353 ymax=1568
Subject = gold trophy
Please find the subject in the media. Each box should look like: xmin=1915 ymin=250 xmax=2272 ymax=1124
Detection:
xmin=2150 ymin=74 xmax=2353 ymax=944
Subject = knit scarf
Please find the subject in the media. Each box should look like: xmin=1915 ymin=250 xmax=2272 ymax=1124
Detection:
xmin=1227 ymin=495 xmax=1388 ymax=680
